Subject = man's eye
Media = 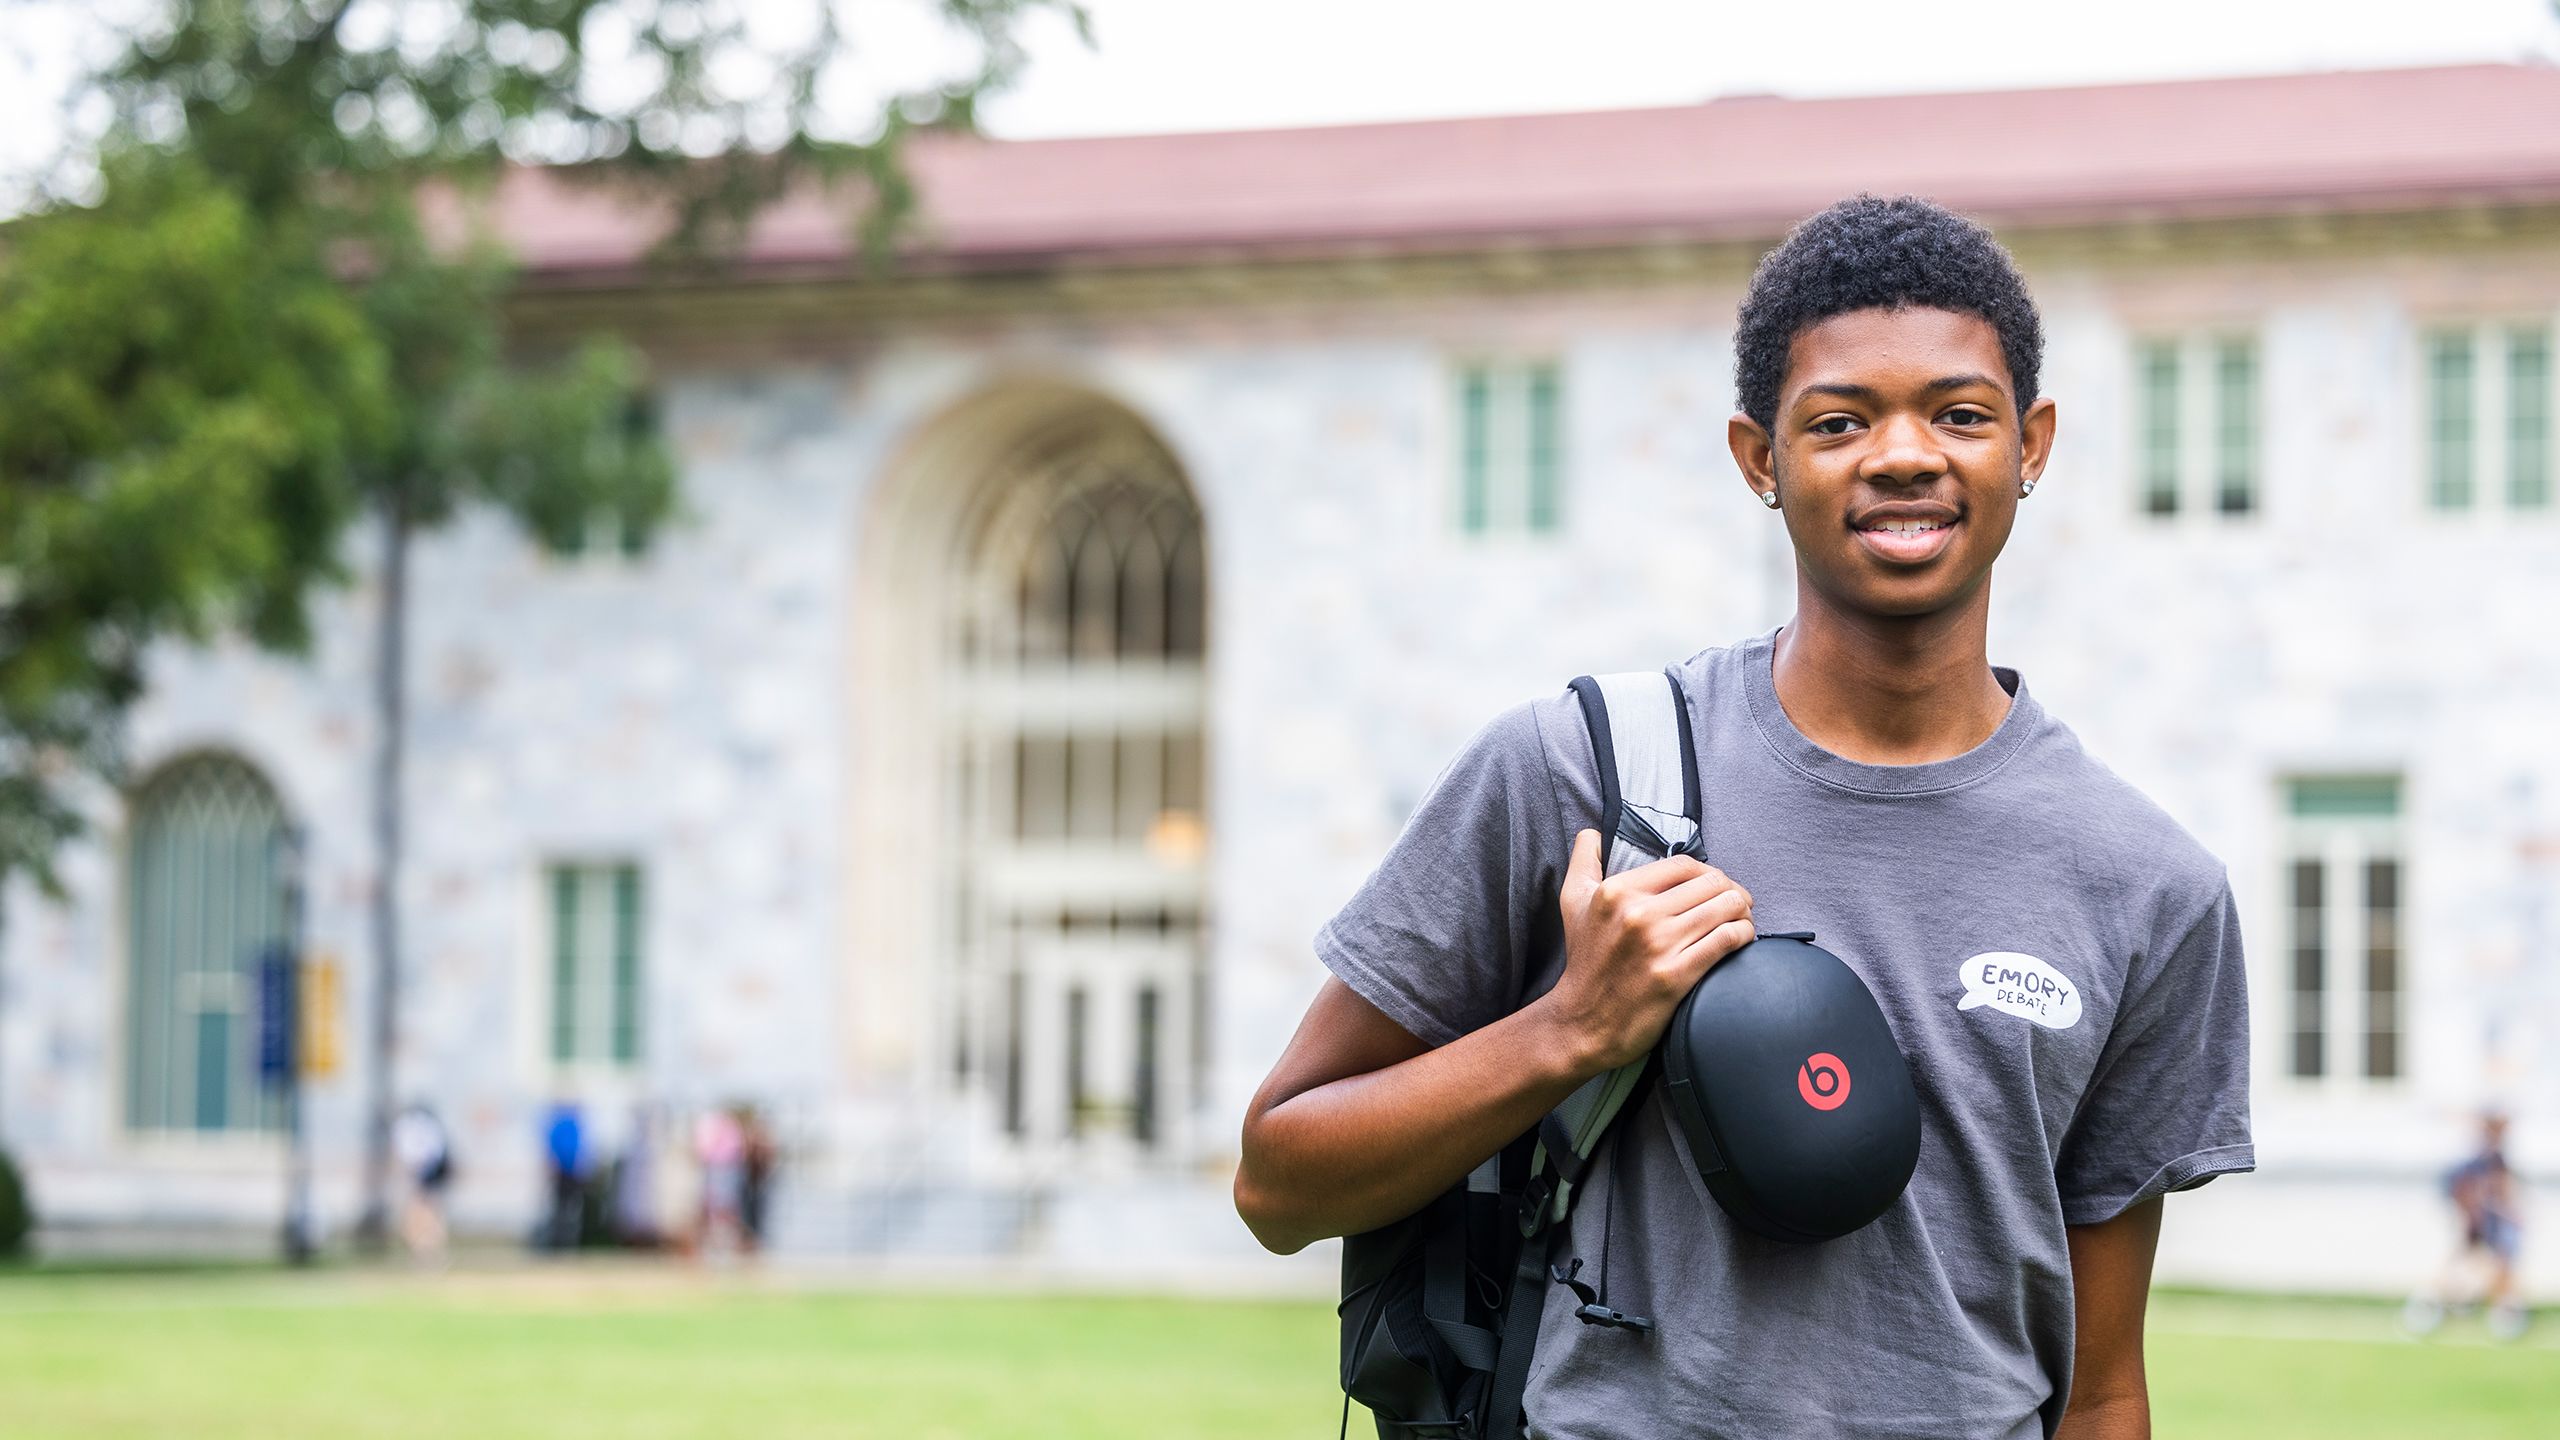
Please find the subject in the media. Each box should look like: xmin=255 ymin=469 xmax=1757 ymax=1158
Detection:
xmin=1810 ymin=416 xmax=1860 ymax=436
xmin=1942 ymin=407 xmax=1992 ymax=426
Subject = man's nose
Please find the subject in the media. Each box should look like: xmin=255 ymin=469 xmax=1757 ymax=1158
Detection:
xmin=1858 ymin=412 xmax=1947 ymax=484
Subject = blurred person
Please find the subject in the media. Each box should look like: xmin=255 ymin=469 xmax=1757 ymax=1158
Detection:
xmin=538 ymin=1100 xmax=588 ymax=1253
xmin=654 ymin=1105 xmax=705 ymax=1256
xmin=2405 ymin=1110 xmax=2529 ymax=1341
xmin=611 ymin=1103 xmax=663 ymax=1249
xmin=1237 ymin=196 xmax=2253 ymax=1440
xmin=392 ymin=1101 xmax=454 ymax=1266
xmin=738 ymin=1105 xmax=779 ymax=1255
xmin=693 ymin=1103 xmax=746 ymax=1258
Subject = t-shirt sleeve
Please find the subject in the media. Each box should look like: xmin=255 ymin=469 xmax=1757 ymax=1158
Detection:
xmin=1312 ymin=698 xmax=1570 ymax=1048
xmin=2054 ymin=874 xmax=2257 ymax=1226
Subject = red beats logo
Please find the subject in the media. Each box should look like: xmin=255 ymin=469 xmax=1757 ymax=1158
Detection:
xmin=1798 ymin=1052 xmax=1851 ymax=1111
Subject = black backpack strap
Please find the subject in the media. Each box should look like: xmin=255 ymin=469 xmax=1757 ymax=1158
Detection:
xmin=1482 ymin=1226 xmax=1562 ymax=1440
xmin=1664 ymin=666 xmax=1702 ymax=840
xmin=1480 ymin=669 xmax=1703 ymax=1440
xmin=1423 ymin=1209 xmax=1499 ymax=1373
xmin=1568 ymin=671 xmax=1704 ymax=873
xmin=1565 ymin=675 xmax=1625 ymax=866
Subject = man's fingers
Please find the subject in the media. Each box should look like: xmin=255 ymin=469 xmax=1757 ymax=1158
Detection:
xmin=1605 ymin=850 xmax=1699 ymax=892
xmin=1561 ymin=828 xmax=1602 ymax=906
xmin=1647 ymin=863 xmax=1750 ymax=919
xmin=1652 ymin=886 xmax=1754 ymax=955
xmin=1672 ymin=916 xmax=1758 ymax=976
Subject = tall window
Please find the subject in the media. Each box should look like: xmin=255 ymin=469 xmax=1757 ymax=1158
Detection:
xmin=2283 ymin=776 xmax=2404 ymax=1083
xmin=2138 ymin=340 xmax=2180 ymax=516
xmin=948 ymin=407 xmax=1209 ymax=1166
xmin=2509 ymin=326 xmax=2550 ymax=510
xmin=2423 ymin=321 xmax=2556 ymax=514
xmin=2214 ymin=339 xmax=2258 ymax=515
xmin=2428 ymin=330 xmax=2476 ymax=511
xmin=548 ymin=862 xmax=643 ymax=1068
xmin=2132 ymin=333 xmax=2256 ymax=518
xmin=1454 ymin=359 xmax=1566 ymax=536
xmin=124 ymin=755 xmax=292 ymax=1134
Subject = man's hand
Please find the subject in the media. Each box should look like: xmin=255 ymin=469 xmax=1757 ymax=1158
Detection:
xmin=1235 ymin=829 xmax=1753 ymax=1252
xmin=1529 ymin=827 xmax=1757 ymax=1075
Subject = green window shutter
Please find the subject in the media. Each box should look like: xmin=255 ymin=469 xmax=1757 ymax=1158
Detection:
xmin=2363 ymin=857 xmax=2402 ymax=1080
xmin=2287 ymin=857 xmax=2325 ymax=1079
xmin=2138 ymin=340 xmax=2180 ymax=516
xmin=611 ymin=864 xmax=643 ymax=1065
xmin=549 ymin=867 xmax=580 ymax=1063
xmin=127 ymin=824 xmax=173 ymax=1130
xmin=548 ymin=861 xmax=644 ymax=1067
xmin=2214 ymin=338 xmax=2256 ymax=516
xmin=1525 ymin=364 xmax=1564 ymax=533
xmin=1458 ymin=367 xmax=1492 ymax=534
xmin=2288 ymin=774 xmax=2402 ymax=819
xmin=2427 ymin=330 xmax=2475 ymax=510
xmin=2509 ymin=326 xmax=2550 ymax=510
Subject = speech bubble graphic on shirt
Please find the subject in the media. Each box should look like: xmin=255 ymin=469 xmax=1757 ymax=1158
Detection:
xmin=1956 ymin=952 xmax=2084 ymax=1030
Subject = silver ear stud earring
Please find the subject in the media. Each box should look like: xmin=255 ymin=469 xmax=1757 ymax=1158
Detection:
xmin=1761 ymin=490 xmax=1781 ymax=509
xmin=2020 ymin=479 xmax=2037 ymax=497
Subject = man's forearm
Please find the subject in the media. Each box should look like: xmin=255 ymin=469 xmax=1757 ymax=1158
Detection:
xmin=1235 ymin=996 xmax=1598 ymax=1254
xmin=2058 ymin=1198 xmax=2163 ymax=1440
xmin=2055 ymin=1391 xmax=2148 ymax=1440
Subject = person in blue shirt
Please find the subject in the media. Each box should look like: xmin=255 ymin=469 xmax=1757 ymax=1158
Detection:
xmin=2406 ymin=1110 xmax=2530 ymax=1341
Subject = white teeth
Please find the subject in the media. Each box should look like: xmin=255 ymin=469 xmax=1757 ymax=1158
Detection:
xmin=1871 ymin=519 xmax=1945 ymax=533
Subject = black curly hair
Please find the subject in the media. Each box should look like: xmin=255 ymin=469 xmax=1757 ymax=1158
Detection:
xmin=1733 ymin=194 xmax=2043 ymax=432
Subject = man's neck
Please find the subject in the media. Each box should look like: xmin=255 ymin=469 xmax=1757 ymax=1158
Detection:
xmin=1769 ymin=582 xmax=2013 ymax=766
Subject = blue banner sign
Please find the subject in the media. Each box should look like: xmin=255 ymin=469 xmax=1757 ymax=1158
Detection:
xmin=257 ymin=945 xmax=297 ymax=1084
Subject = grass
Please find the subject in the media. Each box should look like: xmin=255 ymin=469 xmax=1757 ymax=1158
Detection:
xmin=0 ymin=1267 xmax=2553 ymax=1438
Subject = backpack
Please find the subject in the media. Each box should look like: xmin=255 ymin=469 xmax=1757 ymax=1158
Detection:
xmin=1337 ymin=668 xmax=1705 ymax=1440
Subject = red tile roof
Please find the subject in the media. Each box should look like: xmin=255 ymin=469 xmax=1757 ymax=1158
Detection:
xmin=473 ymin=63 xmax=2560 ymax=281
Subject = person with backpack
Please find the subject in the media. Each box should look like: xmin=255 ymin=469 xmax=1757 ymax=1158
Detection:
xmin=1236 ymin=194 xmax=2255 ymax=1439
xmin=392 ymin=1100 xmax=453 ymax=1266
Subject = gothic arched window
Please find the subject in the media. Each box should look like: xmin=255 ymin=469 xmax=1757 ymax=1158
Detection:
xmin=942 ymin=406 xmax=1209 ymax=1164
xmin=123 ymin=753 xmax=291 ymax=1134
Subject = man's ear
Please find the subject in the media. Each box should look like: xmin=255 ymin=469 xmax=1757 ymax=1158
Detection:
xmin=1728 ymin=412 xmax=1778 ymax=505
xmin=2019 ymin=396 xmax=2058 ymax=488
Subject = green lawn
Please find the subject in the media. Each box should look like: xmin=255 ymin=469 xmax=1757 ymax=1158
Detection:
xmin=0 ymin=1268 xmax=2552 ymax=1438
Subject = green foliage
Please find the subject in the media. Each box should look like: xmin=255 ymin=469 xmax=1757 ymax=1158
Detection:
xmin=0 ymin=1146 xmax=29 ymax=1256
xmin=64 ymin=0 xmax=1085 ymax=255
xmin=0 ymin=153 xmax=389 ymax=895
xmin=0 ymin=0 xmax=1079 ymax=907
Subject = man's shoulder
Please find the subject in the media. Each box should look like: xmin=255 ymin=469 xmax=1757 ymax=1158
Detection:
xmin=2006 ymin=702 xmax=2230 ymax=917
xmin=1466 ymin=638 xmax=1759 ymax=764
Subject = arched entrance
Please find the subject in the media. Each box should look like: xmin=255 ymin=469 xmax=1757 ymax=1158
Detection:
xmin=852 ymin=381 xmax=1209 ymax=1177
xmin=121 ymin=752 xmax=292 ymax=1135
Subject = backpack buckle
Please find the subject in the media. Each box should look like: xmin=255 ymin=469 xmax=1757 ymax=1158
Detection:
xmin=1550 ymin=1258 xmax=1655 ymax=1335
xmin=1572 ymin=1303 xmax=1655 ymax=1334
xmin=1515 ymin=1178 xmax=1554 ymax=1236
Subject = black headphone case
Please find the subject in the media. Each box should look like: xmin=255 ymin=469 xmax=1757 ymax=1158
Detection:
xmin=1655 ymin=932 xmax=1922 ymax=1243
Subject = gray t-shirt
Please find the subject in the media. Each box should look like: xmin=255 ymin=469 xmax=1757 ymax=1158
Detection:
xmin=1314 ymin=628 xmax=2254 ymax=1439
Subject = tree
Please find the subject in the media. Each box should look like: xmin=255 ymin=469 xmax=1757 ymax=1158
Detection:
xmin=2 ymin=0 xmax=1079 ymax=1241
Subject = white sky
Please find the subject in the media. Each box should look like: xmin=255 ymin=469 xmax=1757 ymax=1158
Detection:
xmin=977 ymin=0 xmax=2560 ymax=137
xmin=5 ymin=0 xmax=2556 ymax=191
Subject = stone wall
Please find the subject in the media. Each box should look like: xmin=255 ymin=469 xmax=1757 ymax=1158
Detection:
xmin=5 ymin=230 xmax=2557 ymax=1290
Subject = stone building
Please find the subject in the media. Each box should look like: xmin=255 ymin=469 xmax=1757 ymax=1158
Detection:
xmin=5 ymin=63 xmax=2558 ymax=1291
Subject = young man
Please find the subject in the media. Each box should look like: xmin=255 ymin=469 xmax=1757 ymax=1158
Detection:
xmin=1236 ymin=195 xmax=2254 ymax=1439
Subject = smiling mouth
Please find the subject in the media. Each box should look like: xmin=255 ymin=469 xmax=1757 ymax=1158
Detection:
xmin=1850 ymin=515 xmax=1960 ymax=563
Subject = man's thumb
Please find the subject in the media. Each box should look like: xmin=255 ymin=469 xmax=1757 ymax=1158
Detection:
xmin=1565 ymin=827 xmax=1602 ymax=888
